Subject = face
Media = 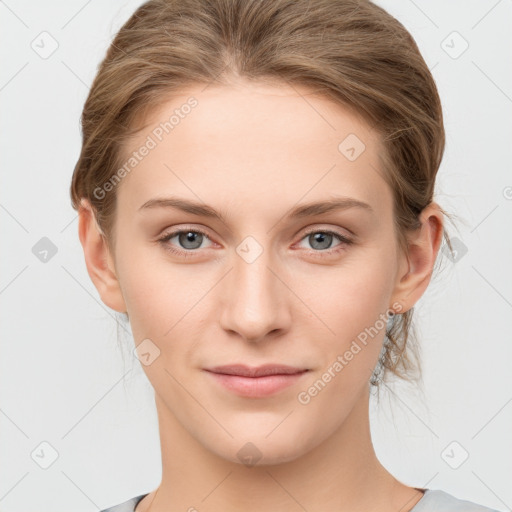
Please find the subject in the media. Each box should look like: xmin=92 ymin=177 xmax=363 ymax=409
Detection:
xmin=102 ymin=81 xmax=411 ymax=465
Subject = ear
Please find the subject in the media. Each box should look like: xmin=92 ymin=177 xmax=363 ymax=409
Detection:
xmin=389 ymin=202 xmax=444 ymax=314
xmin=77 ymin=199 xmax=127 ymax=313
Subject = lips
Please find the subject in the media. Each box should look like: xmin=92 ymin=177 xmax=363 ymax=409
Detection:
xmin=203 ymin=364 xmax=310 ymax=398
xmin=205 ymin=364 xmax=309 ymax=377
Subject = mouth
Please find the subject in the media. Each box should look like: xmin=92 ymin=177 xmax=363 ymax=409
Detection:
xmin=203 ymin=364 xmax=310 ymax=397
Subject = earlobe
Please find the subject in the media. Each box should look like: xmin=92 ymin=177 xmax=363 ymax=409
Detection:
xmin=78 ymin=199 xmax=127 ymax=313
xmin=390 ymin=202 xmax=444 ymax=314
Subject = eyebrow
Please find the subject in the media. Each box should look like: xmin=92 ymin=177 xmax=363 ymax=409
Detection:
xmin=138 ymin=196 xmax=374 ymax=222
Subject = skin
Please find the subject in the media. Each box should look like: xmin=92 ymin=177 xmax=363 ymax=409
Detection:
xmin=79 ymin=80 xmax=443 ymax=512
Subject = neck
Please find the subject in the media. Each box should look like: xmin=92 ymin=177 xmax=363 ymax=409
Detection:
xmin=139 ymin=387 xmax=423 ymax=512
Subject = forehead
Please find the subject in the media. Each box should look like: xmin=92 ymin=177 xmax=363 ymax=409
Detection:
xmin=115 ymin=81 xmax=391 ymax=219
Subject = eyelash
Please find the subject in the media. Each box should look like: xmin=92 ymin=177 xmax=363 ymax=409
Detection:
xmin=157 ymin=226 xmax=353 ymax=258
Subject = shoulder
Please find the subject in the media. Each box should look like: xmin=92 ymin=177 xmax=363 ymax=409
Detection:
xmin=413 ymin=489 xmax=502 ymax=512
xmin=100 ymin=493 xmax=149 ymax=512
xmin=99 ymin=489 xmax=502 ymax=512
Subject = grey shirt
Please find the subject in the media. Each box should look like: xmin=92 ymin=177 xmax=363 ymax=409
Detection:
xmin=100 ymin=488 xmax=502 ymax=512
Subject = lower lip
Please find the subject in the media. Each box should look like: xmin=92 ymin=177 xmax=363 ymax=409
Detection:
xmin=205 ymin=371 xmax=308 ymax=398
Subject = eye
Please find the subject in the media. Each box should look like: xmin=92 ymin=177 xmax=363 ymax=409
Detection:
xmin=296 ymin=229 xmax=353 ymax=255
xmin=157 ymin=226 xmax=354 ymax=259
xmin=157 ymin=227 xmax=213 ymax=257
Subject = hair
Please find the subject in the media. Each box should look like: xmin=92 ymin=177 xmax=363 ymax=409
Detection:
xmin=69 ymin=0 xmax=456 ymax=392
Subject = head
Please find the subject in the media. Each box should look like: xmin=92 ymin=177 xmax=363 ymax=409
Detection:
xmin=71 ymin=0 xmax=453 ymax=464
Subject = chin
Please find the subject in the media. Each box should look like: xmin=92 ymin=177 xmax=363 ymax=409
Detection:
xmin=213 ymin=427 xmax=316 ymax=467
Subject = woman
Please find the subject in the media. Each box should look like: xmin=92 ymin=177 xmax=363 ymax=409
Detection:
xmin=70 ymin=0 xmax=501 ymax=511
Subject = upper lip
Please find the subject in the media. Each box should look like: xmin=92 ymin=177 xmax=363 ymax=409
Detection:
xmin=205 ymin=364 xmax=309 ymax=378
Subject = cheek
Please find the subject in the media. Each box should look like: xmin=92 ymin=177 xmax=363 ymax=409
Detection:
xmin=114 ymin=239 xmax=171 ymax=338
xmin=295 ymin=248 xmax=396 ymax=342
xmin=116 ymin=242 xmax=213 ymax=352
xmin=292 ymin=258 xmax=394 ymax=427
xmin=292 ymin=251 xmax=397 ymax=411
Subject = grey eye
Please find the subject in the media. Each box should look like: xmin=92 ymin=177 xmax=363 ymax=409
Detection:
xmin=177 ymin=231 xmax=204 ymax=250
xmin=308 ymin=232 xmax=335 ymax=250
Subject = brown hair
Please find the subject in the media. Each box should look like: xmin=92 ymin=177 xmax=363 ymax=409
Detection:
xmin=69 ymin=0 xmax=455 ymax=388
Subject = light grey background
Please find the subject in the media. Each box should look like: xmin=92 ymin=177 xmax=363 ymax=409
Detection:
xmin=0 ymin=1 xmax=511 ymax=511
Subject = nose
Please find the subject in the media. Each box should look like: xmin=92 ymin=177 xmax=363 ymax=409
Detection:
xmin=219 ymin=242 xmax=291 ymax=344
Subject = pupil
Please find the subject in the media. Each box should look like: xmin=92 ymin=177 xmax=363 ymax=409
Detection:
xmin=312 ymin=232 xmax=331 ymax=250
